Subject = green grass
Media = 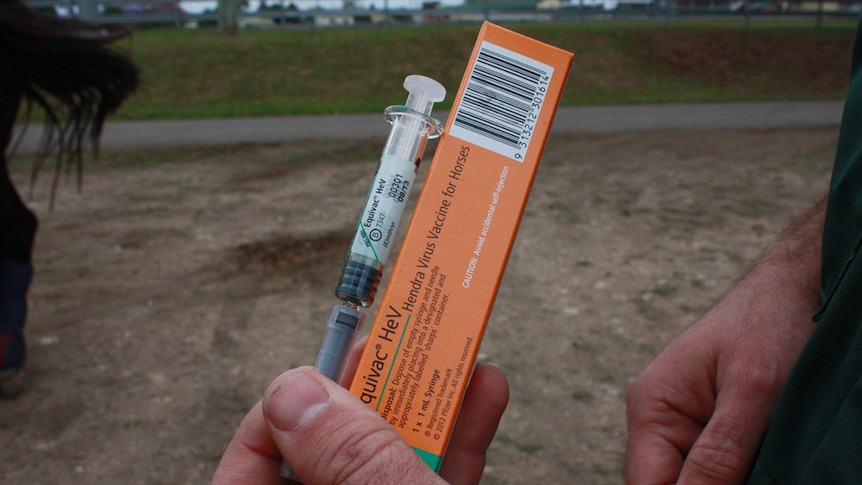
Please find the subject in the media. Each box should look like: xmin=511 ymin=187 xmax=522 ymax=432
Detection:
xmin=109 ymin=20 xmax=857 ymax=120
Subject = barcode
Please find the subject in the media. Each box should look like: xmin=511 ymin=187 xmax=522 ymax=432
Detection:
xmin=450 ymin=42 xmax=554 ymax=162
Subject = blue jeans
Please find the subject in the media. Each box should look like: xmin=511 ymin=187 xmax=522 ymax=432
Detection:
xmin=0 ymin=260 xmax=32 ymax=370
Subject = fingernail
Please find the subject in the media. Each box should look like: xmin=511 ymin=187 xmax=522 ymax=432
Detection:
xmin=265 ymin=372 xmax=330 ymax=432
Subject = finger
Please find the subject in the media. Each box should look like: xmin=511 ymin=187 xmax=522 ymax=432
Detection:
xmin=439 ymin=363 xmax=509 ymax=485
xmin=212 ymin=400 xmax=285 ymax=485
xmin=625 ymin=367 xmax=713 ymax=484
xmin=263 ymin=366 xmax=446 ymax=485
xmin=625 ymin=390 xmax=704 ymax=484
xmin=678 ymin=385 xmax=774 ymax=484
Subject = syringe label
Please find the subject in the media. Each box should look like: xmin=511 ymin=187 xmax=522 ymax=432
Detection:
xmin=450 ymin=41 xmax=555 ymax=162
xmin=349 ymin=154 xmax=417 ymax=264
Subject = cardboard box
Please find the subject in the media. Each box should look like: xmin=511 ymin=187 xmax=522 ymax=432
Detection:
xmin=348 ymin=21 xmax=573 ymax=471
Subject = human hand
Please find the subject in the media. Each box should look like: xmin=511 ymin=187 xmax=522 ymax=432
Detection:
xmin=212 ymin=362 xmax=508 ymax=485
xmin=625 ymin=266 xmax=819 ymax=484
xmin=626 ymin=199 xmax=826 ymax=484
xmin=626 ymin=307 xmax=812 ymax=482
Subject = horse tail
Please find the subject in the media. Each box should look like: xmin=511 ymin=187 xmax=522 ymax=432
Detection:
xmin=0 ymin=0 xmax=140 ymax=206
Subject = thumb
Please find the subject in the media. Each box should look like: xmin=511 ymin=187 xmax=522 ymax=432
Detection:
xmin=263 ymin=366 xmax=445 ymax=485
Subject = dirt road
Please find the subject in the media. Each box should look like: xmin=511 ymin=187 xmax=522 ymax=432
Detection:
xmin=1 ymin=122 xmax=837 ymax=483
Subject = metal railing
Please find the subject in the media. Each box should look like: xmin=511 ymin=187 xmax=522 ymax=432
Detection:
xmin=23 ymin=0 xmax=861 ymax=28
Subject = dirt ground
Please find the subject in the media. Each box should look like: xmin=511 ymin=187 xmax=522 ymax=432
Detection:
xmin=0 ymin=126 xmax=837 ymax=484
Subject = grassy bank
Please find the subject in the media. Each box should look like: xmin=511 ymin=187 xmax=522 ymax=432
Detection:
xmin=116 ymin=21 xmax=857 ymax=120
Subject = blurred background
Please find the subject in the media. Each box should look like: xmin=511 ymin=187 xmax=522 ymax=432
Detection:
xmin=1 ymin=4 xmax=855 ymax=484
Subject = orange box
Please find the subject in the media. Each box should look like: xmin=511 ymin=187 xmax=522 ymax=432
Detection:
xmin=348 ymin=22 xmax=573 ymax=471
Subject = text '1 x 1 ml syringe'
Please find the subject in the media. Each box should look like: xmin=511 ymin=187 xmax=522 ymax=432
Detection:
xmin=280 ymin=74 xmax=445 ymax=480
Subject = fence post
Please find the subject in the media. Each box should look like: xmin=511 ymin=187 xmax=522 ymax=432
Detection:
xmin=78 ymin=0 xmax=99 ymax=21
xmin=174 ymin=0 xmax=182 ymax=28
xmin=816 ymin=0 xmax=824 ymax=28
xmin=218 ymin=0 xmax=240 ymax=35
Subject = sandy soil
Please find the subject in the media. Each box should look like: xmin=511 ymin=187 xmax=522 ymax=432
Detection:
xmin=0 ymin=127 xmax=837 ymax=484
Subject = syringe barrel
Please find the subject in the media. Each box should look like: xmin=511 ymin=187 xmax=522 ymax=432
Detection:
xmin=335 ymin=75 xmax=445 ymax=307
xmin=383 ymin=110 xmax=429 ymax=166
xmin=334 ymin=150 xmax=419 ymax=307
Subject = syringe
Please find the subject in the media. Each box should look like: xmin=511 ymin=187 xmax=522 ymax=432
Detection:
xmin=280 ymin=75 xmax=445 ymax=481
xmin=334 ymin=75 xmax=446 ymax=311
xmin=316 ymin=75 xmax=445 ymax=384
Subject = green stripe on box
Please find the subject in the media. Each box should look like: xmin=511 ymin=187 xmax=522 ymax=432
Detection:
xmin=413 ymin=447 xmax=442 ymax=471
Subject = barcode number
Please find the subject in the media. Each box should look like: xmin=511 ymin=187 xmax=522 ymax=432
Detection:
xmin=450 ymin=42 xmax=554 ymax=162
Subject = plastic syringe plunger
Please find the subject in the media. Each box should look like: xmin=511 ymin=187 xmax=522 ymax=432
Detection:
xmin=404 ymin=74 xmax=446 ymax=117
xmin=381 ymin=77 xmax=446 ymax=168
xmin=278 ymin=304 xmax=365 ymax=481
xmin=336 ymin=75 xmax=446 ymax=307
xmin=315 ymin=304 xmax=365 ymax=382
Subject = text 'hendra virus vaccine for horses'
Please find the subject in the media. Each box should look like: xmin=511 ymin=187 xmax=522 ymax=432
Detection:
xmin=349 ymin=22 xmax=572 ymax=472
